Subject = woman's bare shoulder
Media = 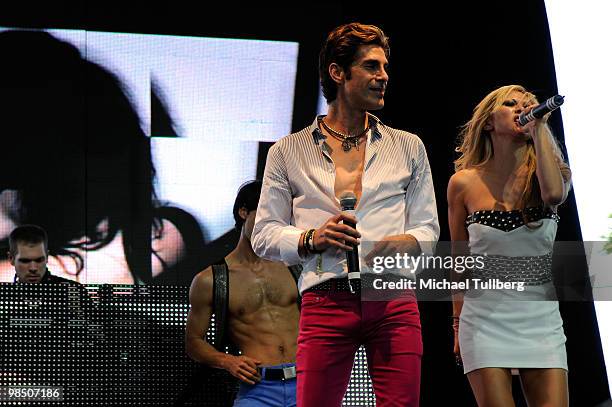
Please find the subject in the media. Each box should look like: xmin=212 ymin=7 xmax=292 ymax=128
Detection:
xmin=449 ymin=168 xmax=480 ymax=191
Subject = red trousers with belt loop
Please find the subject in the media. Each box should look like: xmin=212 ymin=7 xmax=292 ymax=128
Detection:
xmin=296 ymin=290 xmax=422 ymax=407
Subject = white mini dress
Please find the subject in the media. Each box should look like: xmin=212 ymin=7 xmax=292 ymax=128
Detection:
xmin=459 ymin=207 xmax=568 ymax=374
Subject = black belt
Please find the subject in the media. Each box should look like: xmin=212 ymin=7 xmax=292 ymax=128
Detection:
xmin=305 ymin=274 xmax=410 ymax=294
xmin=305 ymin=277 xmax=361 ymax=293
xmin=258 ymin=365 xmax=296 ymax=381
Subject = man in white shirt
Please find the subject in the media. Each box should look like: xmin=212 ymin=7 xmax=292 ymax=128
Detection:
xmin=252 ymin=22 xmax=439 ymax=406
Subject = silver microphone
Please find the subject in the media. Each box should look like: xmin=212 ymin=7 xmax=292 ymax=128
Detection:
xmin=518 ymin=95 xmax=565 ymax=126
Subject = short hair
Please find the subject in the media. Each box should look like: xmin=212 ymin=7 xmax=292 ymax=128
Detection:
xmin=319 ymin=22 xmax=390 ymax=103
xmin=9 ymin=225 xmax=48 ymax=255
xmin=232 ymin=180 xmax=263 ymax=231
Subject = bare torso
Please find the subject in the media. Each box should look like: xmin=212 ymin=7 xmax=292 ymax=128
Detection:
xmin=225 ymin=256 xmax=299 ymax=365
xmin=325 ymin=135 xmax=367 ymax=204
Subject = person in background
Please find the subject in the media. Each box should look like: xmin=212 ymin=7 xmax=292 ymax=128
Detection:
xmin=0 ymin=30 xmax=205 ymax=285
xmin=186 ymin=181 xmax=299 ymax=407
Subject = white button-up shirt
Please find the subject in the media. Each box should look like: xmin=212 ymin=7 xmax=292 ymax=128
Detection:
xmin=253 ymin=114 xmax=439 ymax=293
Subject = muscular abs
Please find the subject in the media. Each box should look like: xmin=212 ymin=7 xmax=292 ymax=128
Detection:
xmin=226 ymin=261 xmax=299 ymax=365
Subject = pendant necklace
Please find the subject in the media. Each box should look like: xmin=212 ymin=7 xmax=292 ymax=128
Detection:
xmin=320 ymin=118 xmax=369 ymax=152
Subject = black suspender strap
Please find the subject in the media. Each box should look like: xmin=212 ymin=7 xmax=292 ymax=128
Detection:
xmin=211 ymin=263 xmax=229 ymax=351
xmin=287 ymin=264 xmax=302 ymax=285
xmin=288 ymin=264 xmax=302 ymax=309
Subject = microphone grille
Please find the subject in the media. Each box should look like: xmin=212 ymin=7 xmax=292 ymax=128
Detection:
xmin=551 ymin=94 xmax=565 ymax=108
xmin=339 ymin=191 xmax=357 ymax=210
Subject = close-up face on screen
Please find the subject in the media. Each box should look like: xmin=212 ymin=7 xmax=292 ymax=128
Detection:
xmin=0 ymin=28 xmax=298 ymax=285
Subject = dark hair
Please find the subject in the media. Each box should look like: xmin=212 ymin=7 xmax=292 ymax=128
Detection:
xmin=319 ymin=22 xmax=390 ymax=103
xmin=0 ymin=30 xmax=155 ymax=281
xmin=232 ymin=180 xmax=263 ymax=231
xmin=9 ymin=224 xmax=48 ymax=255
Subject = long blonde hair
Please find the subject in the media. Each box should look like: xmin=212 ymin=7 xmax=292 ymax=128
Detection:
xmin=455 ymin=85 xmax=570 ymax=208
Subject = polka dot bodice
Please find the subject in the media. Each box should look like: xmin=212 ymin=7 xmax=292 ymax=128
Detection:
xmin=465 ymin=207 xmax=560 ymax=232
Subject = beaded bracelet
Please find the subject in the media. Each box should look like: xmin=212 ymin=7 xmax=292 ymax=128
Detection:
xmin=306 ymin=229 xmax=315 ymax=252
xmin=302 ymin=230 xmax=310 ymax=255
xmin=305 ymin=229 xmax=322 ymax=254
xmin=451 ymin=316 xmax=460 ymax=331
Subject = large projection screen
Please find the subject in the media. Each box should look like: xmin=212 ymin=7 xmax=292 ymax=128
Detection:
xmin=0 ymin=28 xmax=298 ymax=284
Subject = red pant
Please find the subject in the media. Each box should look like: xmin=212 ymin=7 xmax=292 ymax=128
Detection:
xmin=297 ymin=290 xmax=422 ymax=407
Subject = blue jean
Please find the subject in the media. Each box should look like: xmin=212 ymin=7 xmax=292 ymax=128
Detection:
xmin=233 ymin=363 xmax=297 ymax=407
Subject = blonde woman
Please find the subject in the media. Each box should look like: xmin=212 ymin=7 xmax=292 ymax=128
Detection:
xmin=448 ymin=85 xmax=571 ymax=407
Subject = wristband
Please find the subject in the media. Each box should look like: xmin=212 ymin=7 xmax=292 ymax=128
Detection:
xmin=306 ymin=229 xmax=321 ymax=254
xmin=306 ymin=229 xmax=315 ymax=252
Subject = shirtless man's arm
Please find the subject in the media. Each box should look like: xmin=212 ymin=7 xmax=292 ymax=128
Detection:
xmin=185 ymin=267 xmax=262 ymax=385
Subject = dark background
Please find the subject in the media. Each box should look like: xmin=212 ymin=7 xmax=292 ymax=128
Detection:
xmin=1 ymin=1 xmax=609 ymax=405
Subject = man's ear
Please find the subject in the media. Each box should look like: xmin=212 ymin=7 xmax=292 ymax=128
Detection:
xmin=238 ymin=207 xmax=249 ymax=221
xmin=329 ymin=62 xmax=344 ymax=84
xmin=7 ymin=251 xmax=14 ymax=266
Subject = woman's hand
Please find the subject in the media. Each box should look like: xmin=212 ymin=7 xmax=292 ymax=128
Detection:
xmin=452 ymin=316 xmax=462 ymax=367
xmin=519 ymin=103 xmax=550 ymax=139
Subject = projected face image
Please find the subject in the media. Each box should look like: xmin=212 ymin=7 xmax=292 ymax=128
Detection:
xmin=0 ymin=28 xmax=297 ymax=285
xmin=0 ymin=30 xmax=161 ymax=284
xmin=0 ymin=190 xmax=18 ymax=240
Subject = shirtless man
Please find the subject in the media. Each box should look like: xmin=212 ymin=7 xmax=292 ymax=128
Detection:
xmin=185 ymin=181 xmax=299 ymax=407
xmin=252 ymin=23 xmax=439 ymax=406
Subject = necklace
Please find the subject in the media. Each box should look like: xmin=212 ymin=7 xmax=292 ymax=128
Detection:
xmin=320 ymin=119 xmax=370 ymax=152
